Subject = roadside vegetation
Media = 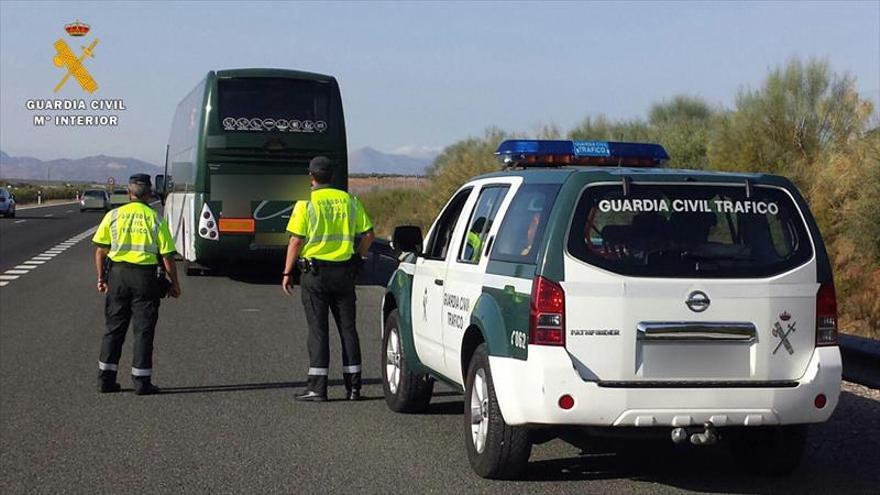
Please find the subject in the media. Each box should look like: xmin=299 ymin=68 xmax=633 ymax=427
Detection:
xmin=359 ymin=58 xmax=879 ymax=338
xmin=0 ymin=182 xmax=86 ymax=204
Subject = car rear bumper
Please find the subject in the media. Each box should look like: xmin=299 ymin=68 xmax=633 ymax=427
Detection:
xmin=489 ymin=346 xmax=841 ymax=427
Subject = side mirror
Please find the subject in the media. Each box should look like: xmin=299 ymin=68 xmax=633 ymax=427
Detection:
xmin=392 ymin=225 xmax=423 ymax=254
xmin=154 ymin=175 xmax=166 ymax=195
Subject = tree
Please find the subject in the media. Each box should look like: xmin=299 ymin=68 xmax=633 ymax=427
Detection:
xmin=708 ymin=58 xmax=874 ymax=182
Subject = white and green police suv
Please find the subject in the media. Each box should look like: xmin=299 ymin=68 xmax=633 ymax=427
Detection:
xmin=381 ymin=140 xmax=841 ymax=479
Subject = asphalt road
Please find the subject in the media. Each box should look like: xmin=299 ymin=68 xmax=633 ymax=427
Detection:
xmin=0 ymin=202 xmax=99 ymax=272
xmin=1 ymin=212 xmax=879 ymax=493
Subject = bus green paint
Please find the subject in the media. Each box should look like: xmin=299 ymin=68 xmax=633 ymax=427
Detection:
xmin=162 ymin=68 xmax=347 ymax=266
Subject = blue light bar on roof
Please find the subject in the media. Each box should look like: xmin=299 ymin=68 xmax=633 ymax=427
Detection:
xmin=495 ymin=140 xmax=669 ymax=167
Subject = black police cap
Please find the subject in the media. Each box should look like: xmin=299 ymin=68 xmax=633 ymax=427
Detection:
xmin=308 ymin=156 xmax=333 ymax=175
xmin=129 ymin=173 xmax=152 ymax=185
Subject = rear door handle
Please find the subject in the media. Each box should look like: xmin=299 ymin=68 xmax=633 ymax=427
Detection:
xmin=434 ymin=279 xmax=444 ymax=286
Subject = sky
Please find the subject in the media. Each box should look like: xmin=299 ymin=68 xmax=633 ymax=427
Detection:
xmin=1 ymin=1 xmax=878 ymax=166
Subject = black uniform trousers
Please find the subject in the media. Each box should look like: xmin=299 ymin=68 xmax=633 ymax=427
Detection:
xmin=99 ymin=263 xmax=160 ymax=381
xmin=300 ymin=260 xmax=362 ymax=396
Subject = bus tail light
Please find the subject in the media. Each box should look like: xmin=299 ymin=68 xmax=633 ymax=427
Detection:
xmin=218 ymin=218 xmax=255 ymax=234
xmin=199 ymin=203 xmax=219 ymax=240
xmin=816 ymin=282 xmax=838 ymax=346
xmin=530 ymin=276 xmax=565 ymax=346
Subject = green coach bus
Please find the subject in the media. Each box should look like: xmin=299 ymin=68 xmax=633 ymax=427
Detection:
xmin=156 ymin=68 xmax=348 ymax=275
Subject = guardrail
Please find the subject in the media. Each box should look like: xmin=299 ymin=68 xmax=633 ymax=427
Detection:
xmin=840 ymin=334 xmax=880 ymax=389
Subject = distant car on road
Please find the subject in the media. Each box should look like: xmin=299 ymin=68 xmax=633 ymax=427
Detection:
xmin=109 ymin=188 xmax=129 ymax=208
xmin=80 ymin=189 xmax=110 ymax=212
xmin=0 ymin=187 xmax=16 ymax=218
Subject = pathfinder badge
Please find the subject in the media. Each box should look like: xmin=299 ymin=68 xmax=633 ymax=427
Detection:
xmin=772 ymin=311 xmax=796 ymax=355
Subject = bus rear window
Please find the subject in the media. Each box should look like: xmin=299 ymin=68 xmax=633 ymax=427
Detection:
xmin=218 ymin=78 xmax=331 ymax=133
xmin=567 ymin=184 xmax=813 ymax=278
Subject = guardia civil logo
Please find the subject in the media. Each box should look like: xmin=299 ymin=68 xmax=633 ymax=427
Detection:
xmin=53 ymin=20 xmax=99 ymax=93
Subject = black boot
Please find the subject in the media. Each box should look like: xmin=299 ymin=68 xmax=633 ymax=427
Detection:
xmin=296 ymin=375 xmax=327 ymax=402
xmin=343 ymin=372 xmax=361 ymax=400
xmin=98 ymin=370 xmax=121 ymax=393
xmin=132 ymin=376 xmax=160 ymax=395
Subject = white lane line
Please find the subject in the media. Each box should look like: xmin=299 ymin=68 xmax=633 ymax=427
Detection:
xmin=0 ymin=225 xmax=99 ymax=289
xmin=65 ymin=209 xmax=73 ymax=213
xmin=43 ymin=214 xmax=54 ymax=217
xmin=14 ymin=220 xmax=26 ymax=224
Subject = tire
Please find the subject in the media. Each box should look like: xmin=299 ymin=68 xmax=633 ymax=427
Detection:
xmin=185 ymin=261 xmax=209 ymax=276
xmin=728 ymin=425 xmax=808 ymax=475
xmin=382 ymin=309 xmax=433 ymax=413
xmin=464 ymin=343 xmax=532 ymax=479
xmin=8 ymin=206 xmax=14 ymax=218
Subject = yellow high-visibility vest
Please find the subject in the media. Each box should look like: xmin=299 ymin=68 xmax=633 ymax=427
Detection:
xmin=286 ymin=186 xmax=373 ymax=261
xmin=93 ymin=201 xmax=175 ymax=265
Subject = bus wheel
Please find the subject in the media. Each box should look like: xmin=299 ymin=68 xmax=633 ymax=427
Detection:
xmin=185 ymin=262 xmax=210 ymax=277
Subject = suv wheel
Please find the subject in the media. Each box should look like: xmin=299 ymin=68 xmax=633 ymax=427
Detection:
xmin=728 ymin=425 xmax=808 ymax=475
xmin=464 ymin=343 xmax=531 ymax=479
xmin=8 ymin=205 xmax=15 ymax=218
xmin=382 ymin=309 xmax=433 ymax=412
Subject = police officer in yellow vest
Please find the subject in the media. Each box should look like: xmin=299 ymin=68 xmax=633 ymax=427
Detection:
xmin=282 ymin=157 xmax=374 ymax=402
xmin=92 ymin=174 xmax=180 ymax=395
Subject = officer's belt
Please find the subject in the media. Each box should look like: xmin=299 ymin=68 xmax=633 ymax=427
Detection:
xmin=306 ymin=257 xmax=354 ymax=267
xmin=109 ymin=260 xmax=158 ymax=270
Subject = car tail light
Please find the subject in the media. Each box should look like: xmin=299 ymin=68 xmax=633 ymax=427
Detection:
xmin=816 ymin=282 xmax=838 ymax=346
xmin=530 ymin=276 xmax=565 ymax=346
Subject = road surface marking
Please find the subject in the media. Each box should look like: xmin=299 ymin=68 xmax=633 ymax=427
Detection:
xmin=43 ymin=214 xmax=54 ymax=217
xmin=0 ymin=225 xmax=99 ymax=289
xmin=14 ymin=220 xmax=26 ymax=224
xmin=65 ymin=209 xmax=73 ymax=213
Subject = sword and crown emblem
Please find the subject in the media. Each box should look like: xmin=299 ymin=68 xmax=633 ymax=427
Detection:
xmin=53 ymin=20 xmax=99 ymax=93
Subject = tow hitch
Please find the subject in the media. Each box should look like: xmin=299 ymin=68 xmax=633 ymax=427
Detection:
xmin=670 ymin=421 xmax=718 ymax=446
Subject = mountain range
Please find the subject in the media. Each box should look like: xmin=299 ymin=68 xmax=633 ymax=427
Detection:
xmin=0 ymin=146 xmax=436 ymax=181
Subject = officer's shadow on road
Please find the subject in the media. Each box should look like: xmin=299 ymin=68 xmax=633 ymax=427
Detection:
xmin=222 ymin=250 xmax=398 ymax=287
xmin=158 ymin=377 xmax=385 ymax=399
xmin=522 ymin=390 xmax=880 ymax=493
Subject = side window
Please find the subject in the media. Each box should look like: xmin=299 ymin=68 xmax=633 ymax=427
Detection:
xmin=458 ymin=186 xmax=509 ymax=264
xmin=490 ymin=183 xmax=561 ymax=264
xmin=424 ymin=188 xmax=473 ymax=260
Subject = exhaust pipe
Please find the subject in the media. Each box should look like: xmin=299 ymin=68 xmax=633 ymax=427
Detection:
xmin=670 ymin=422 xmax=718 ymax=446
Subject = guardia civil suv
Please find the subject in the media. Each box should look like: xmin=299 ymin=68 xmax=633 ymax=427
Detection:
xmin=381 ymin=140 xmax=841 ymax=479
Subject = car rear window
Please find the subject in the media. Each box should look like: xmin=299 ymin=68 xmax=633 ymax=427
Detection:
xmin=567 ymin=183 xmax=813 ymax=278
